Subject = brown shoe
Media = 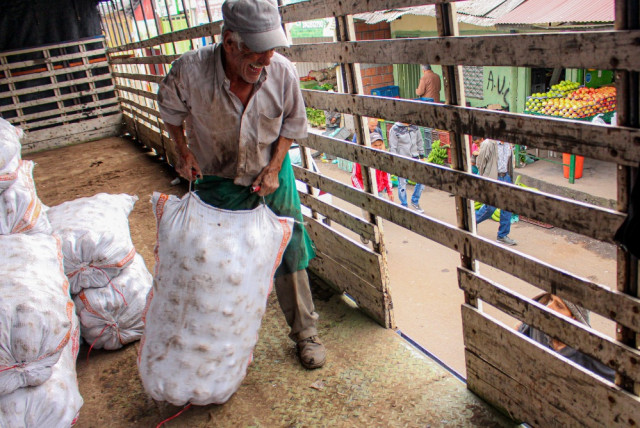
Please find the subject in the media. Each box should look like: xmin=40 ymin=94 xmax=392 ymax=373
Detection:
xmin=297 ymin=336 xmax=326 ymax=369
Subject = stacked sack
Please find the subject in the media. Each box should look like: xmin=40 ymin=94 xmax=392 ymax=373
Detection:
xmin=47 ymin=193 xmax=152 ymax=351
xmin=0 ymin=118 xmax=83 ymax=426
xmin=0 ymin=228 xmax=83 ymax=425
xmin=0 ymin=118 xmax=50 ymax=235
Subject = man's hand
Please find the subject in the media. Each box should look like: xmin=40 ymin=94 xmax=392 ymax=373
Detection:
xmin=252 ymin=164 xmax=280 ymax=196
xmin=165 ymin=122 xmax=203 ymax=181
xmin=176 ymin=147 xmax=203 ymax=181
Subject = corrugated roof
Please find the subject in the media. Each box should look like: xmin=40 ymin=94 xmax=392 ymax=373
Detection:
xmin=353 ymin=0 xmax=527 ymax=27
xmin=495 ymin=0 xmax=614 ymax=24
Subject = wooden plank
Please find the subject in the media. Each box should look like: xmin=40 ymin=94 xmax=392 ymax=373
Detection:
xmin=0 ymin=85 xmax=116 ymax=113
xmin=307 ymin=249 xmax=388 ymax=326
xmin=0 ymin=48 xmax=107 ymax=71
xmin=123 ymin=114 xmax=165 ymax=156
xmin=462 ymin=305 xmax=640 ymax=427
xmin=15 ymin=106 xmax=121 ymax=131
xmin=280 ymin=0 xmax=456 ymax=23
xmin=301 ymin=132 xmax=625 ymax=243
xmin=0 ymin=36 xmax=106 ymax=57
xmin=0 ymin=75 xmax=113 ymax=99
xmin=116 ymin=84 xmax=158 ymax=101
xmin=122 ymin=105 xmax=164 ymax=130
xmin=458 ymin=267 xmax=640 ymax=384
xmin=1 ymin=60 xmax=109 ymax=85
xmin=109 ymin=54 xmax=180 ymax=65
xmin=302 ymin=90 xmax=640 ymax=167
xmin=294 ymin=167 xmax=640 ymax=331
xmin=119 ymin=97 xmax=162 ymax=118
xmin=282 ymin=31 xmax=640 ymax=71
xmin=21 ymin=115 xmax=122 ymax=153
xmin=112 ymin=71 xmax=164 ymax=84
xmin=297 ymin=189 xmax=376 ymax=242
xmin=4 ymin=99 xmax=119 ymax=124
xmin=466 ymin=350 xmax=585 ymax=428
xmin=108 ymin=22 xmax=222 ymax=53
xmin=303 ymin=214 xmax=383 ymax=289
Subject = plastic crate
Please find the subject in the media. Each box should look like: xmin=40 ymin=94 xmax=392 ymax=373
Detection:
xmin=371 ymin=85 xmax=400 ymax=98
xmin=337 ymin=158 xmax=353 ymax=173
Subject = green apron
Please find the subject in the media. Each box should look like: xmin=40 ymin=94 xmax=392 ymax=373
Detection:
xmin=194 ymin=153 xmax=315 ymax=277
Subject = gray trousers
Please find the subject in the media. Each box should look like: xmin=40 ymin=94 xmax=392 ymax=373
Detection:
xmin=274 ymin=269 xmax=319 ymax=342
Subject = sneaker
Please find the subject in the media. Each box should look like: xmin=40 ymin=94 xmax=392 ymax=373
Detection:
xmin=360 ymin=236 xmax=370 ymax=245
xmin=297 ymin=336 xmax=326 ymax=369
xmin=497 ymin=235 xmax=517 ymax=246
xmin=410 ymin=202 xmax=424 ymax=214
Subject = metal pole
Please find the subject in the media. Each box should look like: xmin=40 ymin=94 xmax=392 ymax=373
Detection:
xmin=139 ymin=0 xmax=153 ymax=40
xmin=179 ymin=0 xmax=195 ymax=50
xmin=108 ymin=0 xmax=128 ymax=46
xmin=150 ymin=0 xmax=176 ymax=69
xmin=203 ymin=0 xmax=213 ymax=23
xmin=112 ymin=0 xmax=133 ymax=44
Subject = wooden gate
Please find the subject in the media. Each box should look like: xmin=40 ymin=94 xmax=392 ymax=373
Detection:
xmin=99 ymin=0 xmax=640 ymax=425
xmin=0 ymin=37 xmax=121 ymax=153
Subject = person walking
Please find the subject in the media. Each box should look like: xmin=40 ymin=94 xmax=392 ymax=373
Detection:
xmin=388 ymin=122 xmax=425 ymax=213
xmin=157 ymin=0 xmax=326 ymax=369
xmin=475 ymin=138 xmax=517 ymax=245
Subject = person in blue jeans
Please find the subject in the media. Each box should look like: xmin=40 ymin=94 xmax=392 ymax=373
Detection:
xmin=475 ymin=138 xmax=517 ymax=245
xmin=388 ymin=122 xmax=425 ymax=213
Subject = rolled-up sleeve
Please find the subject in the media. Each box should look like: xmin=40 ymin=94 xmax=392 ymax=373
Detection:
xmin=280 ymin=65 xmax=308 ymax=140
xmin=157 ymin=61 xmax=189 ymax=127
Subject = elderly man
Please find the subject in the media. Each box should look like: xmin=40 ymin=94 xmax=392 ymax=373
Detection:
xmin=157 ymin=0 xmax=326 ymax=369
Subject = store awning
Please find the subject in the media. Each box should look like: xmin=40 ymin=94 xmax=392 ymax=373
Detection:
xmin=495 ymin=0 xmax=614 ymax=25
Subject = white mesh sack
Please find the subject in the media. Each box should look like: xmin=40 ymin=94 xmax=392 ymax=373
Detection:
xmin=0 ymin=118 xmax=22 ymax=192
xmin=0 ymin=233 xmax=74 ymax=396
xmin=74 ymin=252 xmax=152 ymax=350
xmin=47 ymin=193 xmax=138 ymax=294
xmin=0 ymin=160 xmax=52 ymax=235
xmin=0 ymin=312 xmax=83 ymax=428
xmin=138 ymin=192 xmax=293 ymax=406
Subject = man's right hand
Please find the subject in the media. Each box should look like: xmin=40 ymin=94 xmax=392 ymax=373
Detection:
xmin=176 ymin=148 xmax=203 ymax=181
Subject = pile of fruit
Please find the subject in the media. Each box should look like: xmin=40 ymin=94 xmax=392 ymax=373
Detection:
xmin=529 ymin=80 xmax=581 ymax=99
xmin=525 ymin=83 xmax=616 ymax=120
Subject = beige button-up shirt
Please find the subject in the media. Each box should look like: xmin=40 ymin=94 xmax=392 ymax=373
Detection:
xmin=158 ymin=43 xmax=308 ymax=186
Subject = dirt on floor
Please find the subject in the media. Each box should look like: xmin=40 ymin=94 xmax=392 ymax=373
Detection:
xmin=25 ymin=137 xmax=515 ymax=427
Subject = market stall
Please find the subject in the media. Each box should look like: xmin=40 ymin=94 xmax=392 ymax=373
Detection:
xmin=522 ymin=79 xmax=617 ymax=183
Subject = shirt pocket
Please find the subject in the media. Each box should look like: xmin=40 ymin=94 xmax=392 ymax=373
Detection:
xmin=257 ymin=110 xmax=283 ymax=145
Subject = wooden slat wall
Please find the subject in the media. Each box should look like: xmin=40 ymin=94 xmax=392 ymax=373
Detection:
xmin=99 ymin=1 xmax=640 ymax=425
xmin=0 ymin=37 xmax=122 ymax=153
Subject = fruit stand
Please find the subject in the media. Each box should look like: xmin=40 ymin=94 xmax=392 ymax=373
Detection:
xmin=521 ymin=80 xmax=617 ymax=183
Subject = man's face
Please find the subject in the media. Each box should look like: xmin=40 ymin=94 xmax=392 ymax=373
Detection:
xmin=223 ymin=33 xmax=275 ymax=84
xmin=371 ymin=139 xmax=385 ymax=151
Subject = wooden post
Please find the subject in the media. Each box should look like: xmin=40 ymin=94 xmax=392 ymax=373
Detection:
xmin=614 ymin=0 xmax=640 ymax=395
xmin=435 ymin=2 xmax=477 ymax=308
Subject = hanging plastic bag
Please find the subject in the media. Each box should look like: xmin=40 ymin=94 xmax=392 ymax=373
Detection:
xmin=138 ymin=192 xmax=293 ymax=406
xmin=74 ymin=253 xmax=152 ymax=350
xmin=0 ymin=233 xmax=74 ymax=395
xmin=47 ymin=193 xmax=138 ymax=294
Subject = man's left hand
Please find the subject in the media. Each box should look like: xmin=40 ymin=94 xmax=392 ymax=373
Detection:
xmin=252 ymin=165 xmax=280 ymax=196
